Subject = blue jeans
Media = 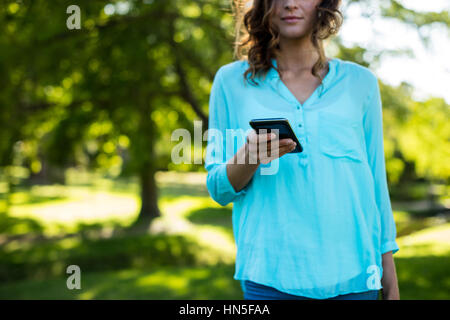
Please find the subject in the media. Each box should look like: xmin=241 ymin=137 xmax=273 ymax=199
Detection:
xmin=242 ymin=280 xmax=379 ymax=300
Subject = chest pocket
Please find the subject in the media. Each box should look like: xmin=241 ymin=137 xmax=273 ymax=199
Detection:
xmin=318 ymin=111 xmax=364 ymax=162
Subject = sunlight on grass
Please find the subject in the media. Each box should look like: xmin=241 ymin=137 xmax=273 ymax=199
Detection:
xmin=396 ymin=223 xmax=450 ymax=257
xmin=78 ymin=269 xmax=193 ymax=299
xmin=75 ymin=266 xmax=234 ymax=299
xmin=8 ymin=187 xmax=139 ymax=235
xmin=4 ymin=172 xmax=237 ymax=265
xmin=153 ymin=196 xmax=236 ymax=264
xmin=156 ymin=171 xmax=207 ymax=185
xmin=151 ymin=197 xmax=209 ymax=235
xmin=134 ymin=270 xmax=190 ymax=292
xmin=393 ymin=211 xmax=410 ymax=224
xmin=190 ymin=226 xmax=236 ymax=263
xmin=159 ymin=197 xmax=208 ymax=219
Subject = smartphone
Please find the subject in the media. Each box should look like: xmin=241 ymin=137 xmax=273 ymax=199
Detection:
xmin=249 ymin=118 xmax=303 ymax=153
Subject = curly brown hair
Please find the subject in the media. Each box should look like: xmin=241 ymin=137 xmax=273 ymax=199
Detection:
xmin=232 ymin=0 xmax=343 ymax=87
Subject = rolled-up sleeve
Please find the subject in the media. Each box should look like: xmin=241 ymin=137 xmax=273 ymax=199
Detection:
xmin=362 ymin=76 xmax=399 ymax=255
xmin=204 ymin=68 xmax=247 ymax=206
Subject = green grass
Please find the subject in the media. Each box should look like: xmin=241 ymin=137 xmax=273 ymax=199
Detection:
xmin=0 ymin=264 xmax=242 ymax=300
xmin=395 ymin=223 xmax=450 ymax=299
xmin=0 ymin=171 xmax=448 ymax=299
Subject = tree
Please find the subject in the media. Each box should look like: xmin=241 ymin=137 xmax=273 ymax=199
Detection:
xmin=0 ymin=0 xmax=448 ymax=227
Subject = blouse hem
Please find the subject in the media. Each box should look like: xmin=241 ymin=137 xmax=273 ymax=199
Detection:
xmin=236 ymin=275 xmax=383 ymax=300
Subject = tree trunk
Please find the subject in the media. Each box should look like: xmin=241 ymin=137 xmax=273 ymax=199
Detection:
xmin=133 ymin=167 xmax=160 ymax=229
xmin=28 ymin=157 xmax=66 ymax=185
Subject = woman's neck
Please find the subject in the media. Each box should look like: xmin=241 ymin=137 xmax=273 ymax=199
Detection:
xmin=274 ymin=37 xmax=326 ymax=73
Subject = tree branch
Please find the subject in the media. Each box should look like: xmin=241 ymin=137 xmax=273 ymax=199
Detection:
xmin=168 ymin=23 xmax=209 ymax=128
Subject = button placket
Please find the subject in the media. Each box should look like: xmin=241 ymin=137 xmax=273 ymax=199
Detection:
xmin=297 ymin=105 xmax=303 ymax=126
xmin=267 ymin=57 xmax=338 ymax=167
xmin=294 ymin=103 xmax=306 ymax=157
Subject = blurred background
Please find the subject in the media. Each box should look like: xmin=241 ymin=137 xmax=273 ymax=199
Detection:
xmin=0 ymin=0 xmax=449 ymax=299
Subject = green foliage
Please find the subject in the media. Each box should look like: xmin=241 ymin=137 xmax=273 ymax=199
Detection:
xmin=0 ymin=0 xmax=449 ymax=194
xmin=382 ymin=0 xmax=450 ymax=29
xmin=0 ymin=0 xmax=235 ymax=178
xmin=398 ymin=97 xmax=450 ymax=180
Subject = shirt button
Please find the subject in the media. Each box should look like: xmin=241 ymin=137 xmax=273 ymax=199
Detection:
xmin=296 ymin=106 xmax=300 ymax=110
xmin=298 ymin=124 xmax=302 ymax=127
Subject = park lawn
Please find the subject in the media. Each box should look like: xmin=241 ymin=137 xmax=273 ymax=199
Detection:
xmin=0 ymin=264 xmax=242 ymax=300
xmin=0 ymin=171 xmax=448 ymax=299
xmin=394 ymin=223 xmax=450 ymax=299
xmin=0 ymin=224 xmax=448 ymax=299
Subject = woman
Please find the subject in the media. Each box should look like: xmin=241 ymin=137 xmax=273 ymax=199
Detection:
xmin=204 ymin=0 xmax=400 ymax=300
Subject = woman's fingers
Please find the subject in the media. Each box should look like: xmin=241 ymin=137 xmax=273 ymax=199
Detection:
xmin=278 ymin=145 xmax=296 ymax=157
xmin=248 ymin=130 xmax=293 ymax=148
xmin=260 ymin=143 xmax=296 ymax=163
xmin=279 ymin=138 xmax=294 ymax=146
xmin=273 ymin=144 xmax=296 ymax=157
xmin=247 ymin=130 xmax=297 ymax=163
xmin=247 ymin=130 xmax=276 ymax=145
xmin=259 ymin=143 xmax=296 ymax=162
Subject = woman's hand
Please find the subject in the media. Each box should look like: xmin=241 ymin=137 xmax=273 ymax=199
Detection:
xmin=226 ymin=130 xmax=296 ymax=193
xmin=381 ymin=251 xmax=400 ymax=300
xmin=246 ymin=130 xmax=297 ymax=165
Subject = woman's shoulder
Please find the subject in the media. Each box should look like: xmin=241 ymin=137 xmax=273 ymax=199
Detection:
xmin=216 ymin=59 xmax=249 ymax=82
xmin=339 ymin=58 xmax=378 ymax=84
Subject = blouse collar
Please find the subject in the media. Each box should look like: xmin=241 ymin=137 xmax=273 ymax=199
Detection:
xmin=267 ymin=57 xmax=339 ymax=98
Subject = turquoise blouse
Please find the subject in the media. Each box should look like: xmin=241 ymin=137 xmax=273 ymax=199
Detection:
xmin=204 ymin=57 xmax=399 ymax=299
